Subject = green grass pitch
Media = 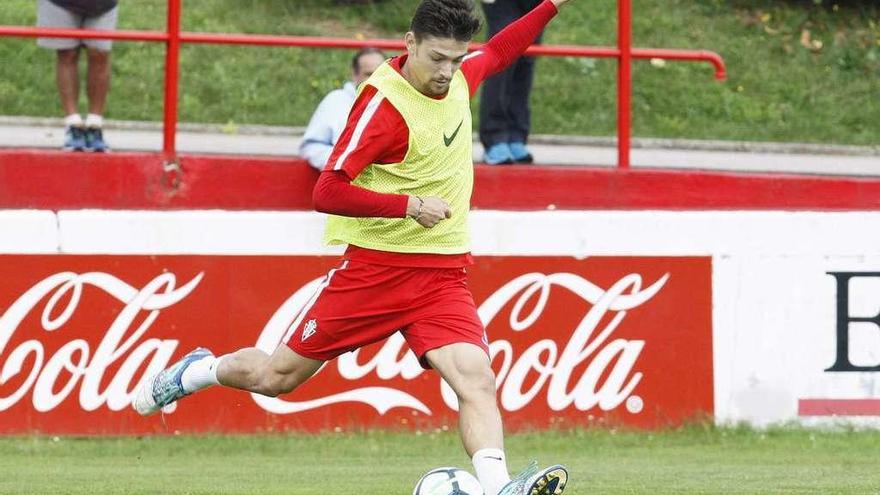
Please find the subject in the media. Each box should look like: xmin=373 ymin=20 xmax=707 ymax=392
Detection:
xmin=2 ymin=426 xmax=879 ymax=494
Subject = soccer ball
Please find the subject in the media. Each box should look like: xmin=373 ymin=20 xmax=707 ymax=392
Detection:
xmin=412 ymin=467 xmax=484 ymax=495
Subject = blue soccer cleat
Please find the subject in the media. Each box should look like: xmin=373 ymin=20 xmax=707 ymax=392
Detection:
xmin=483 ymin=142 xmax=514 ymax=165
xmin=498 ymin=461 xmax=539 ymax=495
xmin=132 ymin=347 xmax=213 ymax=416
xmin=499 ymin=462 xmax=568 ymax=495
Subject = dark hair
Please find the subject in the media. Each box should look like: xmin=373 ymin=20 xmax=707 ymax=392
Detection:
xmin=351 ymin=47 xmax=386 ymax=72
xmin=410 ymin=0 xmax=482 ymax=42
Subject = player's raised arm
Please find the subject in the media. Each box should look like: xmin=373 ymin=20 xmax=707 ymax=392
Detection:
xmin=463 ymin=0 xmax=561 ymax=85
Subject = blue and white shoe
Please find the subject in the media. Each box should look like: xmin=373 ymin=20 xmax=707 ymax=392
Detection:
xmin=63 ymin=126 xmax=86 ymax=151
xmin=483 ymin=143 xmax=514 ymax=165
xmin=84 ymin=127 xmax=108 ymax=152
xmin=499 ymin=462 xmax=568 ymax=495
xmin=508 ymin=142 xmax=534 ymax=164
xmin=132 ymin=347 xmax=213 ymax=416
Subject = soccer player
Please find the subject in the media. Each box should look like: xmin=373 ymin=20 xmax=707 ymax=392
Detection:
xmin=134 ymin=1 xmax=572 ymax=494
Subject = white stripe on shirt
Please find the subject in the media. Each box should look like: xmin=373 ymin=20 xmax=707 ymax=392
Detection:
xmin=463 ymin=50 xmax=484 ymax=62
xmin=332 ymin=92 xmax=386 ymax=171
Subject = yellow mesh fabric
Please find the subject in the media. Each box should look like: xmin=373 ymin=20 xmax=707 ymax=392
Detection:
xmin=324 ymin=62 xmax=473 ymax=254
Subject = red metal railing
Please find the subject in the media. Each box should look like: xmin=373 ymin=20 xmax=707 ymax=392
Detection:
xmin=618 ymin=0 xmax=633 ymax=168
xmin=0 ymin=0 xmax=725 ymax=168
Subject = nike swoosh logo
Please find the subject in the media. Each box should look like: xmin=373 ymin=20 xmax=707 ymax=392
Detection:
xmin=443 ymin=119 xmax=464 ymax=147
xmin=486 ymin=456 xmax=503 ymax=461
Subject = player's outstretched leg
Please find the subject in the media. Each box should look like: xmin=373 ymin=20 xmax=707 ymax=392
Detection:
xmin=133 ymin=344 xmax=323 ymax=417
xmin=132 ymin=347 xmax=214 ymax=416
xmin=499 ymin=462 xmax=568 ymax=495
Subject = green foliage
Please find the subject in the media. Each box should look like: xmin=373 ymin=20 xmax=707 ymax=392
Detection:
xmin=0 ymin=0 xmax=877 ymax=144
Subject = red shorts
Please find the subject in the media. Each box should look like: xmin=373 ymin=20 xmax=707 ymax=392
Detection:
xmin=282 ymin=260 xmax=488 ymax=368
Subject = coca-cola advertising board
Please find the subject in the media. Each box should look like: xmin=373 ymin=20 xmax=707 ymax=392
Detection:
xmin=0 ymin=255 xmax=712 ymax=434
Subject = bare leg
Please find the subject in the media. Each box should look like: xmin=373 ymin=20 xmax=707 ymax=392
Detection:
xmin=217 ymin=344 xmax=324 ymax=397
xmin=425 ymin=342 xmax=503 ymax=456
xmin=134 ymin=344 xmax=322 ymax=416
xmin=427 ymin=343 xmax=569 ymax=494
xmin=85 ymin=48 xmax=111 ymax=115
xmin=56 ymin=48 xmax=80 ymax=116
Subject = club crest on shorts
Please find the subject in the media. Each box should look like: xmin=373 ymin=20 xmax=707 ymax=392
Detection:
xmin=301 ymin=319 xmax=318 ymax=342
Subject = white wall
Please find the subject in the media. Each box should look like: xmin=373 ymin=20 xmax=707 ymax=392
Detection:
xmin=0 ymin=210 xmax=58 ymax=253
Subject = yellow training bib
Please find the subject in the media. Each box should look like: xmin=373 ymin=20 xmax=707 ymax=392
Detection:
xmin=324 ymin=61 xmax=473 ymax=254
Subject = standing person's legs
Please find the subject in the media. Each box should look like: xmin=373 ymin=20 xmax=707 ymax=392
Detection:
xmin=81 ymin=5 xmax=116 ymax=118
xmin=479 ymin=0 xmax=520 ymax=164
xmin=37 ymin=0 xmax=87 ymax=149
xmin=85 ymin=48 xmax=111 ymax=117
xmin=506 ymin=54 xmax=538 ymax=163
xmin=82 ymin=48 xmax=111 ymax=151
xmin=479 ymin=64 xmax=516 ymax=163
xmin=507 ymin=0 xmax=544 ymax=163
xmin=37 ymin=0 xmax=81 ymax=116
xmin=56 ymin=49 xmax=81 ymax=117
xmin=81 ymin=6 xmax=117 ymax=151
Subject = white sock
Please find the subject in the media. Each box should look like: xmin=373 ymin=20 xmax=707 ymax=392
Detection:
xmin=64 ymin=114 xmax=83 ymax=128
xmin=472 ymin=448 xmax=511 ymax=495
xmin=84 ymin=113 xmax=103 ymax=128
xmin=180 ymin=355 xmax=222 ymax=393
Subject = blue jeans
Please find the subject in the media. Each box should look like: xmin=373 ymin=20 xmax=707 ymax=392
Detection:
xmin=479 ymin=0 xmax=544 ymax=149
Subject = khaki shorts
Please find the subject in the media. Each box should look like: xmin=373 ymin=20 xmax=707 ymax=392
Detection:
xmin=36 ymin=0 xmax=119 ymax=52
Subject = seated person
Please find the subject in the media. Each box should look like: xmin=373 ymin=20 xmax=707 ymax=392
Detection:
xmin=299 ymin=47 xmax=386 ymax=170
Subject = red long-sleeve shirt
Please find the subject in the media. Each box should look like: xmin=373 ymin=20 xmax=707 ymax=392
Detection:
xmin=312 ymin=0 xmax=558 ymax=267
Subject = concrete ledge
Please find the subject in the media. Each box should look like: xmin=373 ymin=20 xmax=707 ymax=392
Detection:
xmin=1 ymin=115 xmax=877 ymax=157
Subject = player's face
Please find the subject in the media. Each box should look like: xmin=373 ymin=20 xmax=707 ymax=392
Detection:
xmin=404 ymin=33 xmax=469 ymax=96
xmin=353 ymin=52 xmax=386 ymax=86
